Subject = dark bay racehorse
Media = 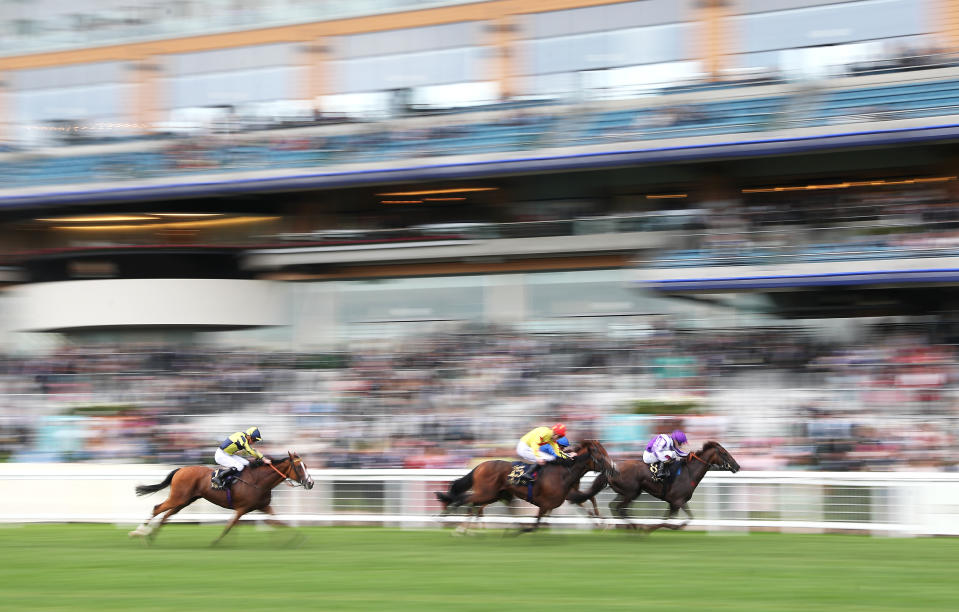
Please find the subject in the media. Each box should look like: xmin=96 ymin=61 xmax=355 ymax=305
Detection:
xmin=435 ymin=439 xmax=617 ymax=533
xmin=129 ymin=452 xmax=314 ymax=544
xmin=568 ymin=441 xmax=739 ymax=532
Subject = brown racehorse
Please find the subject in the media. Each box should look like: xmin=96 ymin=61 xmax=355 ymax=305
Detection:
xmin=435 ymin=439 xmax=617 ymax=534
xmin=568 ymin=441 xmax=739 ymax=532
xmin=129 ymin=452 xmax=314 ymax=544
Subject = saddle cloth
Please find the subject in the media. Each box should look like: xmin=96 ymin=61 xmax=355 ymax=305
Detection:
xmin=506 ymin=461 xmax=534 ymax=486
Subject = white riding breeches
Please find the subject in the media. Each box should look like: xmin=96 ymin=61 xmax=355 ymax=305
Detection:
xmin=516 ymin=441 xmax=556 ymax=463
xmin=215 ymin=448 xmax=250 ymax=470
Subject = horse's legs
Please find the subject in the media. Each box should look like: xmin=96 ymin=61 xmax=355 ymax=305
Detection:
xmin=647 ymin=504 xmax=683 ymax=533
xmin=454 ymin=504 xmax=476 ymax=535
xmin=259 ymin=504 xmax=308 ymax=547
xmin=451 ymin=482 xmax=505 ymax=534
xmin=212 ymin=509 xmax=249 ymax=545
xmin=587 ymin=496 xmax=602 ymax=521
xmin=259 ymin=504 xmax=291 ymax=529
xmin=519 ymin=507 xmax=548 ymax=534
xmin=138 ymin=495 xmax=198 ymax=542
xmin=129 ymin=494 xmax=197 ymax=540
xmin=611 ymin=491 xmax=640 ymax=531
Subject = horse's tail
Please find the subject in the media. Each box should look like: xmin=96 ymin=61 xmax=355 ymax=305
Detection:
xmin=567 ymin=472 xmax=608 ymax=504
xmin=135 ymin=468 xmax=180 ymax=496
xmin=434 ymin=467 xmax=476 ymax=508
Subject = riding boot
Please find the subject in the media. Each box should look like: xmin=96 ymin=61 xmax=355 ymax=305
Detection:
xmin=651 ymin=462 xmax=665 ymax=481
xmin=221 ymin=467 xmax=239 ymax=487
xmin=524 ymin=463 xmax=538 ymax=482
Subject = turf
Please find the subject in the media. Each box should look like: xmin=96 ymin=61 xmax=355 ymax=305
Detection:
xmin=1 ymin=524 xmax=957 ymax=611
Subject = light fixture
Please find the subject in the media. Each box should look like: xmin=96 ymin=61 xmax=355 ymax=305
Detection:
xmin=381 ymin=200 xmax=423 ymax=204
xmin=151 ymin=213 xmax=224 ymax=218
xmin=51 ymin=216 xmax=279 ymax=231
xmin=742 ymin=176 xmax=956 ymax=193
xmin=646 ymin=194 xmax=687 ymax=199
xmin=36 ymin=215 xmax=157 ymax=223
xmin=376 ymin=187 xmax=498 ymax=196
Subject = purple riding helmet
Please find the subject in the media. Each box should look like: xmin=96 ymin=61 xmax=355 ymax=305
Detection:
xmin=671 ymin=430 xmax=688 ymax=445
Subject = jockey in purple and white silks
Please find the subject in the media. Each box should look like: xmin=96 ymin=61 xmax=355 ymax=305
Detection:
xmin=643 ymin=430 xmax=690 ymax=481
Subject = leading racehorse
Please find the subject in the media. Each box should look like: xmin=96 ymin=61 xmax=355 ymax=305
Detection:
xmin=435 ymin=439 xmax=617 ymax=533
xmin=129 ymin=452 xmax=314 ymax=544
xmin=568 ymin=441 xmax=739 ymax=532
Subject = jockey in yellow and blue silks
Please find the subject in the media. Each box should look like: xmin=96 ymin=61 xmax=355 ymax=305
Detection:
xmin=516 ymin=423 xmax=575 ymax=480
xmin=540 ymin=435 xmax=571 ymax=458
xmin=212 ymin=427 xmax=271 ymax=488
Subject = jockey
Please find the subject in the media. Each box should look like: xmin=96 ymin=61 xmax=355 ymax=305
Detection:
xmin=539 ymin=435 xmax=571 ymax=457
xmin=212 ymin=426 xmax=271 ymax=488
xmin=517 ymin=423 xmax=575 ymax=481
xmin=643 ymin=430 xmax=689 ymax=481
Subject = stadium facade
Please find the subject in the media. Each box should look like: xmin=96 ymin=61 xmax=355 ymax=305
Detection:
xmin=1 ymin=0 xmax=958 ymax=350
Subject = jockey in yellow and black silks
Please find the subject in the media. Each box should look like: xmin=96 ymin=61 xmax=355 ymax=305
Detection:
xmin=212 ymin=426 xmax=270 ymax=488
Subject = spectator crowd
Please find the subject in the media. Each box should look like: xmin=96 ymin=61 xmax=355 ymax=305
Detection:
xmin=1 ymin=319 xmax=957 ymax=473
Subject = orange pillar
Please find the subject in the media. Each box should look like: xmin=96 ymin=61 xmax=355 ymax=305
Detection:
xmin=303 ymin=37 xmax=332 ymax=102
xmin=0 ymin=71 xmax=7 ymax=141
xmin=487 ymin=14 xmax=519 ymax=101
xmin=696 ymin=0 xmax=733 ymax=81
xmin=935 ymin=0 xmax=959 ymax=53
xmin=132 ymin=54 xmax=162 ymax=134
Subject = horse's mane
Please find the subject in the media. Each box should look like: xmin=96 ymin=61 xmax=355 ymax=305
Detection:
xmin=700 ymin=441 xmax=722 ymax=453
xmin=572 ymin=439 xmax=601 ymax=452
xmin=252 ymin=455 xmax=291 ymax=468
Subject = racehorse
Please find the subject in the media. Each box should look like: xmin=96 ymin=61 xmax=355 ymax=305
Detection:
xmin=434 ymin=439 xmax=617 ymax=533
xmin=129 ymin=452 xmax=314 ymax=544
xmin=568 ymin=441 xmax=739 ymax=532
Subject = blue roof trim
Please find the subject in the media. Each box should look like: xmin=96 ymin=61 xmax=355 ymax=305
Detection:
xmin=639 ymin=267 xmax=959 ymax=291
xmin=3 ymin=121 xmax=959 ymax=207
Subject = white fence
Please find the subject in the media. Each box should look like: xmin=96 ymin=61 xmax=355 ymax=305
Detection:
xmin=1 ymin=464 xmax=958 ymax=536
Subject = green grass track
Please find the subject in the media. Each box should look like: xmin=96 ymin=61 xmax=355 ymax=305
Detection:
xmin=1 ymin=524 xmax=957 ymax=611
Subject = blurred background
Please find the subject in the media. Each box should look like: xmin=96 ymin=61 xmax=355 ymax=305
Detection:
xmin=1 ymin=0 xmax=959 ymax=530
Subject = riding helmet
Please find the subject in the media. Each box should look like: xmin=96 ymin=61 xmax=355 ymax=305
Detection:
xmin=552 ymin=423 xmax=567 ymax=437
xmin=246 ymin=426 xmax=262 ymax=442
xmin=672 ymin=430 xmax=687 ymax=445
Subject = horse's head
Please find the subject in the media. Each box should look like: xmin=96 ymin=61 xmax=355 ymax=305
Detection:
xmin=278 ymin=451 xmax=315 ymax=489
xmin=575 ymin=439 xmax=618 ymax=478
xmin=697 ymin=441 xmax=740 ymax=473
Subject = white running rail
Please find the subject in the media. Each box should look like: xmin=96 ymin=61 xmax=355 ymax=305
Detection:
xmin=1 ymin=464 xmax=957 ymax=536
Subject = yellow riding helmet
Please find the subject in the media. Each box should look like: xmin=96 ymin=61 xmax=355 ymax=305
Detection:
xmin=246 ymin=427 xmax=262 ymax=442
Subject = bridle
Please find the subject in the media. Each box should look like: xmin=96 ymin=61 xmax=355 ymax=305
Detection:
xmin=582 ymin=443 xmax=617 ymax=478
xmin=267 ymin=456 xmax=306 ymax=487
xmin=689 ymin=450 xmax=734 ymax=472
